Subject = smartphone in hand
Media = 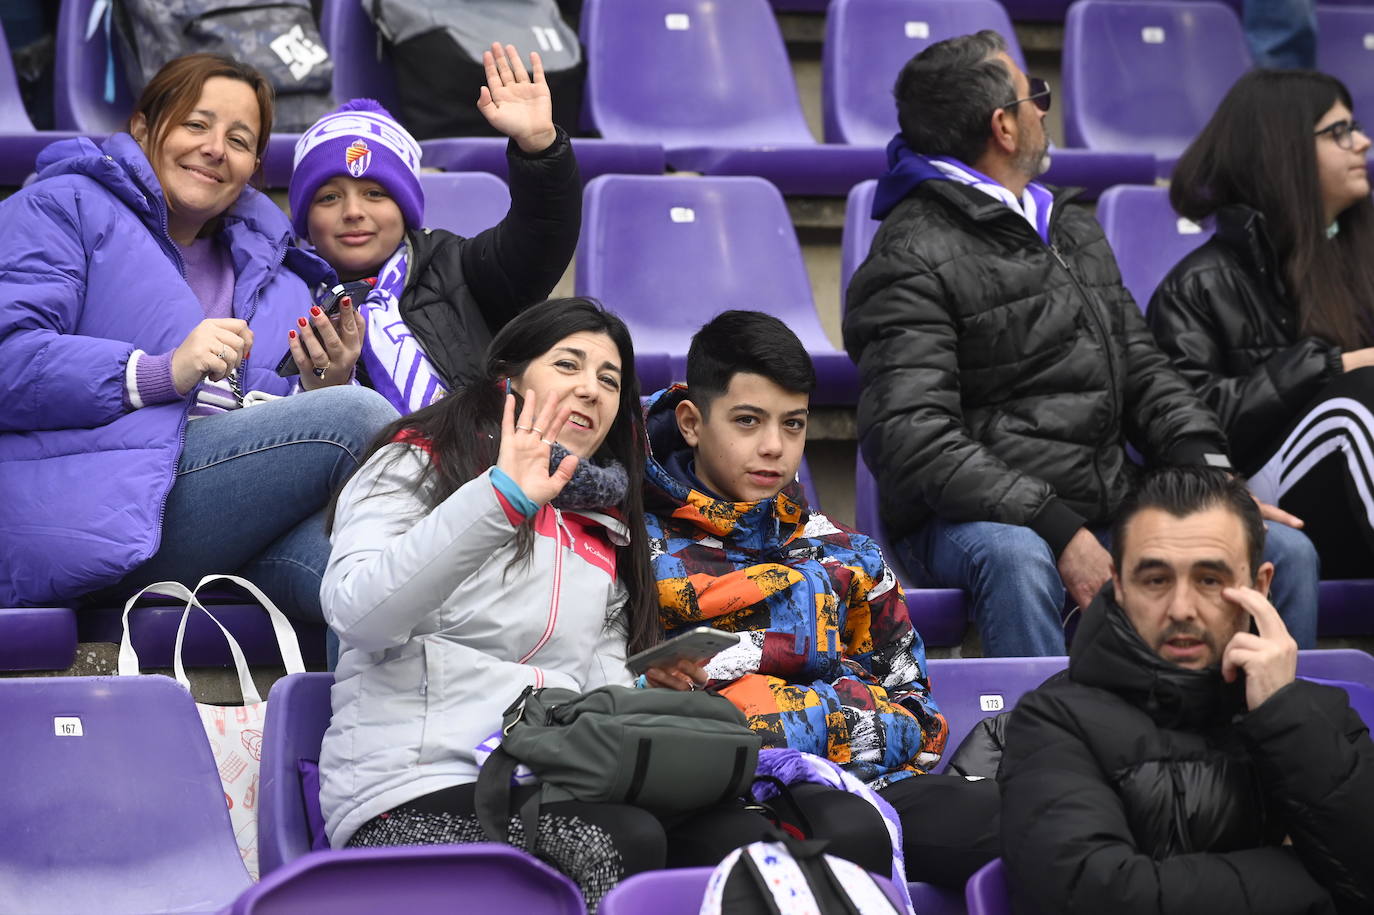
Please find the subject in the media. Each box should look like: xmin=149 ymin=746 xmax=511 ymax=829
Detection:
xmin=275 ymin=278 xmax=376 ymax=376
xmin=625 ymin=627 xmax=741 ymax=676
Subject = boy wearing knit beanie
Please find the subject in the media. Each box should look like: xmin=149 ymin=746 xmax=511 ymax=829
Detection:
xmin=287 ymin=42 xmax=581 ymax=413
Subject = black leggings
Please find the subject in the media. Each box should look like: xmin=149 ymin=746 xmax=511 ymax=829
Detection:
xmin=1250 ymin=367 xmax=1374 ymax=578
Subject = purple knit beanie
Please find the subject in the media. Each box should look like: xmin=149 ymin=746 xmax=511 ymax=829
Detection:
xmin=288 ymin=98 xmax=424 ymax=239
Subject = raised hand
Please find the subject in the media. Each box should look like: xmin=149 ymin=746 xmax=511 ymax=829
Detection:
xmin=1220 ymin=585 xmax=1298 ymax=710
xmin=476 ymin=42 xmax=557 ymax=154
xmin=291 ymin=296 xmax=365 ymax=390
xmin=171 ymin=318 xmax=253 ymax=395
xmin=496 ymin=389 xmax=579 ymax=507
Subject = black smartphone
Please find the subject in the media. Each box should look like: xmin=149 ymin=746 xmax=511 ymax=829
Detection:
xmin=275 ymin=278 xmax=376 ymax=376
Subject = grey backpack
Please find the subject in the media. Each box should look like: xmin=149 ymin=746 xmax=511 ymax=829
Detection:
xmin=112 ymin=0 xmax=334 ymax=132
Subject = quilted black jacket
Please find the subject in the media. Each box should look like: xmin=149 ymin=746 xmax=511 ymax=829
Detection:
xmin=1147 ymin=205 xmax=1344 ymax=472
xmin=842 ymin=179 xmax=1227 ymax=553
xmin=999 ymin=594 xmax=1374 ymax=914
xmin=395 ymin=128 xmax=581 ymax=392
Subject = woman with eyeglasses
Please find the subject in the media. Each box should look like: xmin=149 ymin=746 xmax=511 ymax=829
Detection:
xmin=1149 ymin=69 xmax=1374 ymax=576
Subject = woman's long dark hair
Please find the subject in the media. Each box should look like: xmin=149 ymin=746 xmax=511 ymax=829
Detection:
xmin=1171 ymin=69 xmax=1374 ymax=350
xmin=329 ymin=297 xmax=661 ymax=654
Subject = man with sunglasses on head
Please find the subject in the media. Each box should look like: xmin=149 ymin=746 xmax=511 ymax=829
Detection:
xmin=843 ymin=31 xmax=1318 ymax=659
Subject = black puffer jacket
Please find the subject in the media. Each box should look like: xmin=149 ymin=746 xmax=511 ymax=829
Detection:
xmin=1148 ymin=206 xmax=1344 ymax=472
xmin=1000 ymin=593 xmax=1374 ymax=914
xmin=392 ymin=129 xmax=581 ymax=392
xmin=843 ymin=178 xmax=1228 ymax=553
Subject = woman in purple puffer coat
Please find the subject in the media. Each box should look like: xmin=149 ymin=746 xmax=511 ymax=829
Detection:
xmin=0 ymin=53 xmax=396 ymax=624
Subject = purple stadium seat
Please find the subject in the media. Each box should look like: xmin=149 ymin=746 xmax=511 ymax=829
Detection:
xmin=599 ymin=865 xmax=908 ymax=914
xmin=79 ymin=599 xmax=328 ymax=668
xmin=965 ymin=858 xmax=1011 ymax=915
xmin=418 ymin=135 xmax=667 ymax=183
xmin=823 ymin=0 xmax=1023 ymax=146
xmin=1096 ymin=184 xmax=1214 ymax=312
xmin=0 ymin=675 xmax=251 ymax=913
xmin=0 ymin=15 xmax=87 ymax=183
xmin=258 ymin=672 xmax=334 ymax=875
xmin=909 ymin=882 xmax=968 ymax=915
xmin=581 ymin=0 xmax=884 ymax=196
xmin=226 ymin=845 xmax=585 ymax=914
xmin=772 ymin=0 xmax=832 ymax=11
xmin=317 ymin=0 xmax=403 ymax=113
xmin=1318 ymin=580 xmax=1374 ymax=637
xmin=1297 ymin=646 xmax=1374 ymax=685
xmin=0 ymin=607 xmax=78 ymax=671
xmin=416 ymin=171 xmax=511 ymax=238
xmin=576 ymin=174 xmax=860 ymax=403
xmin=842 ymin=178 xmax=879 ymax=308
xmin=798 ymin=456 xmax=822 ymax=512
xmin=1063 ymin=0 xmax=1252 ymax=174
xmin=853 ymin=453 xmax=969 ymax=647
xmin=1316 ymin=7 xmax=1374 ymax=129
xmin=926 ymin=657 xmax=1066 ymax=768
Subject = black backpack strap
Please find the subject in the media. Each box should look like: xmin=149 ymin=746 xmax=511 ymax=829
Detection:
xmin=474 ymin=745 xmax=520 ymax=845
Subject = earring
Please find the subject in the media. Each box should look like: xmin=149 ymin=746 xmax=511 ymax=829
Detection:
xmin=504 ymin=377 xmax=512 ymax=394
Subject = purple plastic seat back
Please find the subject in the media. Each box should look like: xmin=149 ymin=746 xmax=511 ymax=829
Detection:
xmin=0 ymin=676 xmax=250 ymax=913
xmin=1317 ymin=580 xmax=1374 ymax=637
xmin=842 ymin=178 xmax=880 ymax=309
xmin=417 ymin=171 xmax=512 ymax=238
xmin=1296 ymin=647 xmax=1374 ymax=687
xmin=1063 ymin=0 xmax=1251 ymax=159
xmin=581 ymin=0 xmax=813 ymax=146
xmin=0 ymin=607 xmax=78 ymax=671
xmin=318 ymin=0 xmax=403 ymax=113
xmin=824 ymin=0 xmax=1022 ymax=145
xmin=927 ymin=657 xmax=1067 ymax=769
xmin=797 ymin=456 xmax=822 ymax=513
xmin=909 ymin=881 xmax=969 ymax=915
xmin=576 ymin=174 xmax=840 ymax=387
xmin=1316 ymin=7 xmax=1374 ymax=129
xmin=54 ymin=0 xmax=134 ymax=132
xmin=599 ymin=864 xmax=907 ymax=914
xmin=965 ymin=857 xmax=1011 ymax=915
xmin=230 ymin=845 xmax=586 ymax=914
xmin=79 ymin=601 xmax=328 ymax=668
xmin=1096 ymin=184 xmax=1214 ymax=313
xmin=258 ymin=672 xmax=335 ymax=875
xmin=772 ymin=0 xmax=832 ymax=11
xmin=0 ymin=17 xmax=35 ymax=130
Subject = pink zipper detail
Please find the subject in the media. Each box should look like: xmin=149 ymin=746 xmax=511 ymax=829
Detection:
xmin=518 ymin=508 xmax=563 ymax=664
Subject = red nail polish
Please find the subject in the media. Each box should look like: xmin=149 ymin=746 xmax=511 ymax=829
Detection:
xmin=310 ymin=306 xmax=322 ymax=317
xmin=288 ymin=330 xmax=297 ymax=339
xmin=341 ymin=296 xmax=352 ymax=308
xmin=298 ymin=317 xmax=308 ymax=327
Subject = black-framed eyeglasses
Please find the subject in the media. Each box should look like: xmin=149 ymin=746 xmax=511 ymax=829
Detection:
xmin=1005 ymin=77 xmax=1052 ymax=113
xmin=1315 ymin=119 xmax=1366 ymax=151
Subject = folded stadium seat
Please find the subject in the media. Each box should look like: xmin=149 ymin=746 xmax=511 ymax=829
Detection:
xmin=965 ymin=858 xmax=1012 ymax=915
xmin=0 ymin=17 xmax=89 ymax=184
xmin=853 ymin=454 xmax=969 ymax=647
xmin=842 ymin=178 xmax=880 ymax=309
xmin=318 ymin=0 xmax=665 ymax=183
xmin=1062 ymin=0 xmax=1252 ymax=177
xmin=226 ymin=846 xmax=585 ymax=914
xmin=1318 ymin=581 xmax=1374 ymax=638
xmin=576 ymin=174 xmax=861 ymax=403
xmin=599 ymin=866 xmax=908 ymax=914
xmin=416 ymin=171 xmax=511 ymax=237
xmin=581 ymin=0 xmax=886 ymax=196
xmin=79 ymin=595 xmax=329 ymax=669
xmin=1316 ymin=6 xmax=1374 ymax=128
xmin=258 ymin=672 xmax=333 ymax=875
xmin=823 ymin=0 xmax=1155 ymax=198
xmin=1095 ymin=184 xmax=1214 ymax=312
xmin=55 ymin=0 xmax=298 ymax=188
xmin=0 ymin=676 xmax=252 ymax=913
xmin=0 ymin=607 xmax=78 ymax=671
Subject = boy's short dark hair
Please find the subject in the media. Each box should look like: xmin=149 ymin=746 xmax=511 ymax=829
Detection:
xmin=685 ymin=310 xmax=816 ymax=414
xmin=1110 ymin=467 xmax=1266 ymax=580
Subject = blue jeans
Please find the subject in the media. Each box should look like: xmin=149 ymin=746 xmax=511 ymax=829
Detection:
xmin=897 ymin=518 xmax=1320 ymax=657
xmin=109 ymin=386 xmax=398 ymax=625
xmin=1244 ymin=0 xmax=1315 ymax=68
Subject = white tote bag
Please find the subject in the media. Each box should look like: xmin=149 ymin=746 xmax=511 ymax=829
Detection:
xmin=118 ymin=574 xmax=307 ymax=881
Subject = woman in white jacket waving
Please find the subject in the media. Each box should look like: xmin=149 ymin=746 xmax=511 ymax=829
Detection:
xmin=318 ymin=298 xmax=767 ymax=908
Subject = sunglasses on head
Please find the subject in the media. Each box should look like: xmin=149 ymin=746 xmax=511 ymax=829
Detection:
xmin=1005 ymin=77 xmax=1052 ymax=113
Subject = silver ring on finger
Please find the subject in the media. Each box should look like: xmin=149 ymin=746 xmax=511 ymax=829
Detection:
xmin=540 ymin=437 xmax=556 ymax=446
xmin=529 ymin=425 xmax=544 ymax=436
xmin=216 ymin=347 xmax=227 ymax=361
xmin=516 ymin=425 xmax=534 ymax=432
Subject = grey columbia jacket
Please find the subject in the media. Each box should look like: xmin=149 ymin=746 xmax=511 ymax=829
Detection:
xmin=319 ymin=439 xmax=633 ymax=847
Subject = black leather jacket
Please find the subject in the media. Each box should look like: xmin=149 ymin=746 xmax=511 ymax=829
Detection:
xmin=390 ymin=129 xmax=581 ymax=392
xmin=843 ymin=179 xmax=1228 ymax=554
xmin=1147 ymin=206 xmax=1344 ymax=471
xmin=999 ymin=593 xmax=1374 ymax=914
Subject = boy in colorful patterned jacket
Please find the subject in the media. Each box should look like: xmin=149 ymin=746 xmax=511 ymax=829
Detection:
xmin=642 ymin=310 xmax=999 ymax=886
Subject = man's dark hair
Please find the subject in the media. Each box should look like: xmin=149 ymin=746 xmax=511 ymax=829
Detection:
xmin=1110 ymin=467 xmax=1266 ymax=580
xmin=685 ymin=310 xmax=816 ymax=415
xmin=894 ymin=30 xmax=1017 ymax=163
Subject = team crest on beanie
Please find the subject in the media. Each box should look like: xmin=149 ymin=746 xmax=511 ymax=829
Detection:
xmin=346 ymin=139 xmax=372 ymax=178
